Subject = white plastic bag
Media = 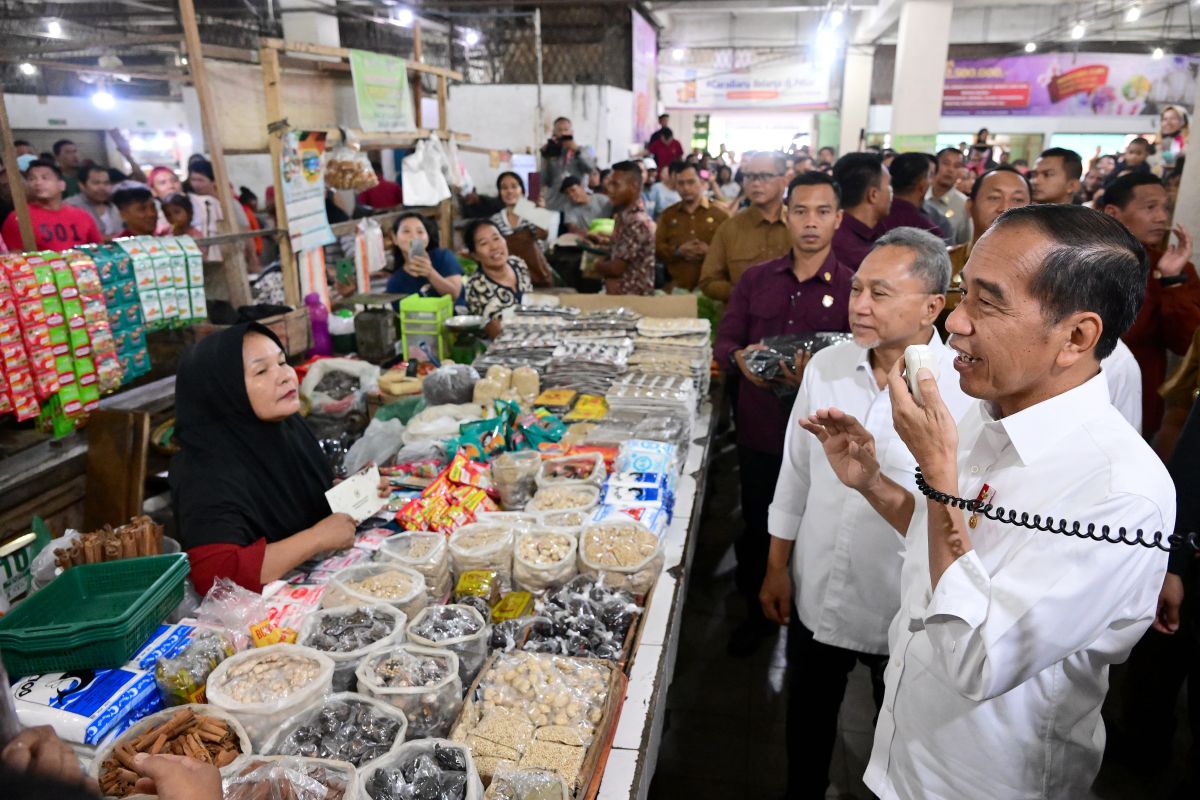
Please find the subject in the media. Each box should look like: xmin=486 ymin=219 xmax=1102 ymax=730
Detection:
xmin=356 ymin=216 xmax=387 ymax=275
xmin=300 ymin=358 xmax=382 ymax=418
xmin=448 ymin=522 xmax=517 ymax=589
xmin=355 ymin=644 xmax=463 ymax=739
xmin=261 ymin=691 xmax=408 ymax=776
xmin=403 ymin=403 xmax=483 ymax=445
xmin=378 ymin=532 xmax=452 ymax=603
xmin=401 ymin=140 xmax=452 ymax=206
xmin=205 ymin=645 xmax=335 ymax=749
xmin=513 ymin=528 xmax=578 ymax=594
xmin=406 ymin=604 xmax=490 ymax=686
xmin=357 ymin=738 xmax=483 ymax=800
xmin=344 ymin=417 xmax=407 ymax=475
xmin=297 ymin=603 xmax=408 ymax=692
xmin=321 ymin=563 xmax=428 ymax=622
xmin=448 ymin=138 xmax=474 ymax=194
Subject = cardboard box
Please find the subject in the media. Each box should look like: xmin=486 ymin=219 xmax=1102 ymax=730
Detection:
xmin=546 ymin=293 xmax=699 ymax=319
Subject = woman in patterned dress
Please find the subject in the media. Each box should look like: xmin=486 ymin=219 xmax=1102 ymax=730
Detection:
xmin=462 ymin=219 xmax=532 ymax=339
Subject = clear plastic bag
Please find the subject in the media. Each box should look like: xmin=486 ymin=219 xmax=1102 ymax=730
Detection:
xmin=154 ymin=628 xmax=237 ymax=706
xmin=302 ymin=359 xmax=383 ymax=418
xmin=422 ymin=364 xmax=481 ymax=406
xmin=195 ymin=577 xmax=280 ymax=648
xmin=490 ymin=451 xmax=542 ymax=510
xmin=483 ymin=766 xmax=569 ymax=800
xmin=513 ymin=529 xmax=578 ymax=594
xmin=262 ymin=692 xmax=408 ymax=774
xmin=344 ymin=417 xmax=407 ymax=475
xmin=576 ymin=519 xmax=663 ymax=596
xmin=326 ymin=144 xmax=379 ymax=192
xmin=521 ymin=575 xmax=638 ymax=662
xmin=224 ymin=756 xmax=357 ymax=800
xmin=524 ymin=485 xmax=599 ymax=514
xmin=378 ymin=532 xmax=453 ymax=603
xmin=322 ymin=563 xmax=428 ymax=622
xmin=359 ymin=738 xmax=483 ymax=800
xmin=205 ymin=645 xmax=336 ymax=749
xmin=407 ymin=604 xmax=489 ymax=686
xmin=534 ymin=453 xmax=606 ymax=489
xmin=448 ymin=523 xmax=517 ymax=589
xmin=404 ymin=403 xmax=483 ymax=445
xmin=355 ymin=645 xmax=463 ymax=739
xmin=298 ymin=604 xmax=408 ymax=692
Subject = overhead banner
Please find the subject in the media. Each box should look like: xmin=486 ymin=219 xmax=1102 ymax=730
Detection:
xmin=631 ymin=10 xmax=658 ymax=145
xmin=280 ymin=130 xmax=335 ymax=255
xmin=942 ymin=52 xmax=1199 ymax=116
xmin=349 ymin=48 xmax=416 ymax=132
xmin=660 ymin=54 xmax=833 ymax=110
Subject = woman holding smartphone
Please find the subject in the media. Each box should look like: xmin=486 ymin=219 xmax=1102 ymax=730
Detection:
xmin=384 ymin=212 xmax=464 ymax=299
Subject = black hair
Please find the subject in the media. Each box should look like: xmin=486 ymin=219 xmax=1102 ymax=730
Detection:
xmin=1038 ymin=147 xmax=1083 ymax=181
xmin=188 ymin=158 xmax=215 ymax=181
xmin=786 ymin=171 xmax=841 ymax=208
xmin=112 ymin=186 xmax=154 ymax=210
xmin=238 ymin=186 xmax=257 ymax=206
xmin=890 ymin=152 xmax=933 ymax=194
xmin=658 ymin=113 xmax=669 ymax=121
xmin=13 ymin=139 xmax=32 ymax=148
xmin=1100 ymin=171 xmax=1164 ymax=210
xmin=78 ymin=164 xmax=110 ymax=185
xmin=659 ymin=127 xmax=675 ymax=140
xmin=992 ymin=204 xmax=1147 ymax=360
xmin=716 ymin=164 xmax=733 ymax=182
xmin=553 ymin=116 xmax=570 ymax=126
xmin=831 ymin=152 xmax=884 ymax=208
xmin=611 ymin=160 xmax=643 ymax=179
xmin=1128 ymin=136 xmax=1154 ymax=153
xmin=24 ymin=158 xmax=63 ymax=179
xmin=818 ymin=146 xmax=836 ymax=156
xmin=496 ymin=171 xmax=526 ymax=195
xmin=560 ymin=176 xmax=582 ymax=193
xmin=968 ymin=165 xmax=1030 ymax=202
xmin=935 ymin=146 xmax=963 ymax=163
xmin=666 ymin=160 xmax=689 ymax=177
xmin=162 ymin=192 xmax=194 ymax=222
xmin=52 ymin=139 xmax=75 ymax=156
xmin=392 ymin=212 xmax=440 ymax=266
xmin=463 ymin=218 xmax=502 ymax=252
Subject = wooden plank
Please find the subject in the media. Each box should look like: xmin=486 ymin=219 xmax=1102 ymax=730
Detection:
xmin=179 ymin=0 xmax=252 ymax=308
xmin=13 ymin=59 xmax=189 ymax=83
xmin=0 ymin=84 xmax=35 ymax=251
xmin=436 ymin=75 xmax=448 ymax=134
xmin=260 ymin=37 xmax=464 ymax=80
xmin=412 ymin=22 xmax=424 ymax=129
xmin=260 ymin=44 xmax=300 ymax=308
xmin=83 ymin=410 xmax=150 ymax=530
xmin=437 ymin=198 xmax=454 ymax=251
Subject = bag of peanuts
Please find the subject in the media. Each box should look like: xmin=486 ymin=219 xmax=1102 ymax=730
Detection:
xmin=223 ymin=756 xmax=357 ymax=800
xmin=524 ymin=485 xmax=599 ymax=516
xmin=448 ymin=522 xmax=518 ymax=590
xmin=356 ymin=644 xmax=463 ymax=739
xmin=205 ymin=644 xmax=335 ymax=749
xmin=298 ymin=603 xmax=408 ymax=692
xmin=322 ymin=563 xmax=428 ymax=622
xmin=513 ymin=528 xmax=578 ymax=594
xmin=378 ymin=531 xmax=453 ymax=603
xmin=90 ymin=705 xmax=252 ymax=798
xmin=576 ymin=518 xmax=664 ymax=597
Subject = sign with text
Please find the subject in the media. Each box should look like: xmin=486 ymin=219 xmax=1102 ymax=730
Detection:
xmin=280 ymin=130 xmax=335 ymax=255
xmin=942 ymin=52 xmax=1199 ymax=116
xmin=349 ymin=48 xmax=416 ymax=132
xmin=661 ymin=53 xmax=832 ymax=110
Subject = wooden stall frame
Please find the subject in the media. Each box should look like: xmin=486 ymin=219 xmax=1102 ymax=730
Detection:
xmin=0 ymin=81 xmax=35 ymax=252
xmin=256 ymin=37 xmax=468 ymax=307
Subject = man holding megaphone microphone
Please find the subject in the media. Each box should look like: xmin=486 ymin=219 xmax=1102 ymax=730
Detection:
xmin=799 ymin=204 xmax=1175 ymax=800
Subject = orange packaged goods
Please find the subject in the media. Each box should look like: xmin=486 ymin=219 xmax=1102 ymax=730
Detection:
xmin=396 ymin=457 xmax=501 ymax=532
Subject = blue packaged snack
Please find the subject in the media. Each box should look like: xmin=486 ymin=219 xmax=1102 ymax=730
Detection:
xmin=12 ymin=667 xmax=162 ymax=744
xmin=124 ymin=624 xmax=196 ymax=671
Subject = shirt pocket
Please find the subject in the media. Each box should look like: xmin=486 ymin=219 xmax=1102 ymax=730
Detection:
xmin=749 ymin=288 xmax=788 ymax=321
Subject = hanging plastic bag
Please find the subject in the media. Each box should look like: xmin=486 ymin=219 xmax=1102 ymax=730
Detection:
xmin=448 ymin=137 xmax=474 ymax=194
xmin=401 ymin=140 xmax=451 ymax=206
xmin=343 ymin=416 xmax=407 ymax=475
xmin=356 ymin=216 xmax=387 ymax=276
xmin=326 ymin=143 xmax=378 ymax=191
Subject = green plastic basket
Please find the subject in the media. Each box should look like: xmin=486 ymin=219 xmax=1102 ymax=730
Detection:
xmin=0 ymin=553 xmax=190 ymax=676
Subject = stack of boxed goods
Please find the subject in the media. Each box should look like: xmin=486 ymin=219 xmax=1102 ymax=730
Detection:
xmin=0 ymin=250 xmax=123 ymax=430
xmin=83 ymin=242 xmax=151 ymax=384
xmin=114 ymin=236 xmax=207 ymax=332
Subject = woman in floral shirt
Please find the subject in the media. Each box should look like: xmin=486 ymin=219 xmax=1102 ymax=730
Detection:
xmin=463 ymin=219 xmax=533 ymax=338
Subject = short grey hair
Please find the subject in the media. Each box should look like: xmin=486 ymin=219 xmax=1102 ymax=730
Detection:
xmin=871 ymin=226 xmax=951 ymax=294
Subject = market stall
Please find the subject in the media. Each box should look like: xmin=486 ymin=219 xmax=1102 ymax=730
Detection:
xmin=0 ymin=293 xmax=717 ymax=800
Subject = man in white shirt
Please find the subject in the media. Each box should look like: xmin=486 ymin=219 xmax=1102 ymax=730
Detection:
xmin=760 ymin=226 xmax=975 ymax=799
xmin=801 ymin=204 xmax=1174 ymax=800
xmin=645 ymin=161 xmax=683 ymax=220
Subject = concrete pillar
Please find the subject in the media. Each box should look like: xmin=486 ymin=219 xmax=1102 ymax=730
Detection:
xmin=279 ymin=0 xmax=340 ymax=48
xmin=840 ymin=45 xmax=875 ymax=157
xmin=890 ymin=0 xmax=952 ymax=151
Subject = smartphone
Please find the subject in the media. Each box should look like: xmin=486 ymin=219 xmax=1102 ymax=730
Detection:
xmin=336 ymin=258 xmax=355 ymax=285
xmin=409 ymin=239 xmax=427 ymax=260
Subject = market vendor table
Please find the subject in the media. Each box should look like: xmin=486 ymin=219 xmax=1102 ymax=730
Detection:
xmin=597 ymin=401 xmax=716 ymax=799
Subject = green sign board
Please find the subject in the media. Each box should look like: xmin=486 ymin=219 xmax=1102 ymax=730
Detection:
xmin=349 ymin=49 xmax=416 ymax=133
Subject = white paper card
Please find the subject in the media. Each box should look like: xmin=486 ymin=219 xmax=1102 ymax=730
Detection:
xmin=324 ymin=466 xmax=386 ymax=523
xmin=513 ymin=198 xmax=560 ymax=233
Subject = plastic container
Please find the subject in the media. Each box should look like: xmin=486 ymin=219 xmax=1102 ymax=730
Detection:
xmin=513 ymin=528 xmax=578 ymax=594
xmin=262 ymin=692 xmax=408 ymax=776
xmin=298 ymin=604 xmax=408 ymax=692
xmin=378 ymin=532 xmax=452 ymax=603
xmin=355 ymin=644 xmax=463 ymax=739
xmin=406 ymin=604 xmax=490 ymax=686
xmin=358 ymin=738 xmax=483 ymax=800
xmin=490 ymin=450 xmax=542 ymax=510
xmin=224 ymin=756 xmax=358 ymax=800
xmin=524 ymin=485 xmax=600 ymax=515
xmin=0 ymin=553 xmax=189 ymax=675
xmin=89 ymin=704 xmax=253 ymax=792
xmin=306 ymin=293 xmax=332 ymax=356
xmin=205 ymin=644 xmax=335 ymax=749
xmin=535 ymin=453 xmax=606 ymax=489
xmin=322 ymin=563 xmax=428 ymax=622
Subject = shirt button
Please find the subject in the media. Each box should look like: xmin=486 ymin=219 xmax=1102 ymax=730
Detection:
xmin=970 ymin=466 xmax=980 ymax=474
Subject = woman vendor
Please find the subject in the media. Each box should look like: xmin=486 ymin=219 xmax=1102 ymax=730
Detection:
xmin=384 ymin=212 xmax=464 ymax=298
xmin=462 ymin=218 xmax=533 ymax=338
xmin=170 ymin=322 xmax=355 ymax=594
xmin=490 ymin=172 xmax=549 ymax=239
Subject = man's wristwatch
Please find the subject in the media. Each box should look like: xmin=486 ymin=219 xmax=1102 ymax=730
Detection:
xmin=1160 ymin=273 xmax=1188 ymax=286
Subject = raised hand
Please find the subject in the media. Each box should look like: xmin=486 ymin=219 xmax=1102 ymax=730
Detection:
xmin=799 ymin=407 xmax=881 ymax=492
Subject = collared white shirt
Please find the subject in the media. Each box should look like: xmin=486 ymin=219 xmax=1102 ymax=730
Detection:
xmin=1101 ymin=338 xmax=1142 ymax=433
xmin=768 ymin=332 xmax=974 ymax=654
xmin=864 ymin=372 xmax=1173 ymax=800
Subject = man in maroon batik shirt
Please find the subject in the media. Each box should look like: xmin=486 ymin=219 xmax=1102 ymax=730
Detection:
xmin=831 ymin=153 xmax=892 ymax=271
xmin=881 ymin=152 xmax=945 ymax=240
xmin=715 ymin=171 xmax=854 ymax=656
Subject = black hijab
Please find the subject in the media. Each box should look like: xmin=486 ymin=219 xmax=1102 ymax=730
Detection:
xmin=170 ymin=322 xmax=333 ymax=550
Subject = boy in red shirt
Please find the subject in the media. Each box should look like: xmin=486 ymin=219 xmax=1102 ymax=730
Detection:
xmin=1 ymin=159 xmax=102 ymax=252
